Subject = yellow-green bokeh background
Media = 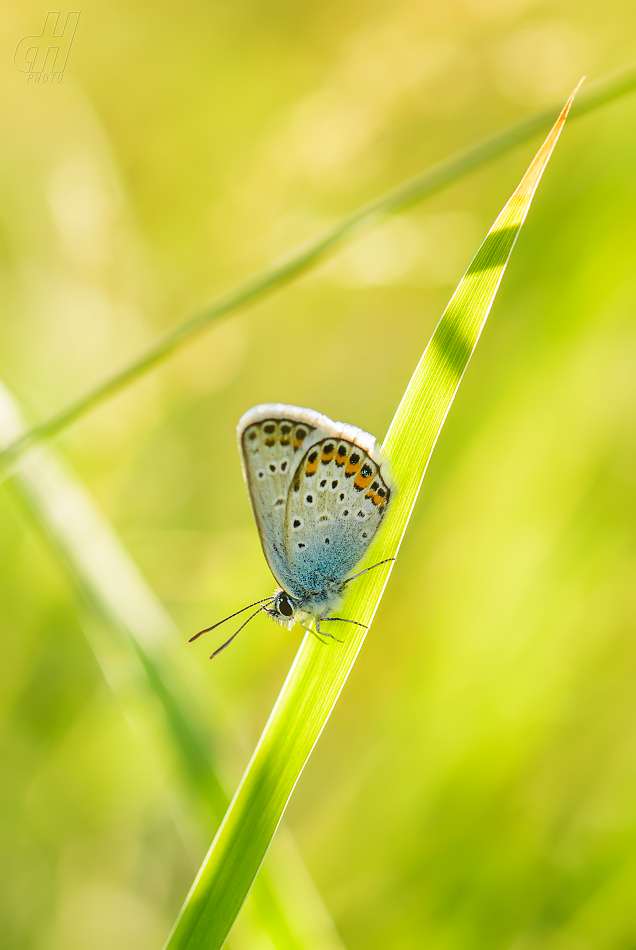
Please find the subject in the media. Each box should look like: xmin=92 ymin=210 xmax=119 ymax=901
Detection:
xmin=2 ymin=1 xmax=636 ymax=948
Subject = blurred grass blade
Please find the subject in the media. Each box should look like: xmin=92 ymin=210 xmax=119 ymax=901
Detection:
xmin=0 ymin=381 xmax=346 ymax=950
xmin=165 ymin=82 xmax=581 ymax=950
xmin=0 ymin=66 xmax=634 ymax=480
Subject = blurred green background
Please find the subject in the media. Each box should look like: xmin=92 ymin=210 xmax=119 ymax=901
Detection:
xmin=1 ymin=1 xmax=636 ymax=948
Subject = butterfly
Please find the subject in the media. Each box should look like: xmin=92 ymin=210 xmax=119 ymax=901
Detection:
xmin=192 ymin=404 xmax=394 ymax=657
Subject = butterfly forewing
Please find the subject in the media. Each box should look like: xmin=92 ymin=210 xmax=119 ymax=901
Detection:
xmin=238 ymin=407 xmax=325 ymax=595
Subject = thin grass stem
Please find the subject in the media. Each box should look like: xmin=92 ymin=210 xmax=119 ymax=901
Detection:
xmin=163 ymin=80 xmax=582 ymax=950
xmin=0 ymin=65 xmax=634 ymax=480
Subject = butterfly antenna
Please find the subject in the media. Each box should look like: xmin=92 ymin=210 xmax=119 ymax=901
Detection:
xmin=210 ymin=605 xmax=267 ymax=659
xmin=190 ymin=597 xmax=274 ymax=642
xmin=343 ymin=558 xmax=396 ymax=586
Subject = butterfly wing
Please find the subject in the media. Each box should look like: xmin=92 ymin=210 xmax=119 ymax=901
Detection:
xmin=237 ymin=404 xmax=332 ymax=596
xmin=239 ymin=404 xmax=393 ymax=601
xmin=283 ymin=428 xmax=392 ymax=595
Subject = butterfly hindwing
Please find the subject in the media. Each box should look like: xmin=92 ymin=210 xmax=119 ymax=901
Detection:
xmin=284 ymin=436 xmax=391 ymax=593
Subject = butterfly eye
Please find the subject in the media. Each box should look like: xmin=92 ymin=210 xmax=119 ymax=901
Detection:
xmin=278 ymin=593 xmax=294 ymax=618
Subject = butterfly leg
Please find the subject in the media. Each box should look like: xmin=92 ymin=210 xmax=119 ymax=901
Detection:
xmin=314 ymin=617 xmax=344 ymax=643
xmin=343 ymin=558 xmax=396 ymax=587
xmin=322 ymin=616 xmax=368 ymax=628
xmin=298 ymin=618 xmax=329 ymax=646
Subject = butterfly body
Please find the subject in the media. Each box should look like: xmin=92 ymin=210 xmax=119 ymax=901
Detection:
xmin=267 ymin=585 xmax=345 ymax=631
xmin=238 ymin=404 xmax=393 ymax=632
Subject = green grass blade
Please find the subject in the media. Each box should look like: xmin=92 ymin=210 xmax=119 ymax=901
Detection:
xmin=0 ymin=381 xmax=346 ymax=950
xmin=164 ymin=81 xmax=581 ymax=950
xmin=0 ymin=66 xmax=634 ymax=479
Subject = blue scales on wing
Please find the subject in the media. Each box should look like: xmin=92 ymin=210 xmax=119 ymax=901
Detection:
xmin=238 ymin=405 xmax=325 ymax=597
xmin=284 ymin=437 xmax=391 ymax=595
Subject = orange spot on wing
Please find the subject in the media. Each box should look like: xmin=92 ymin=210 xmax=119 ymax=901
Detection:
xmin=293 ymin=427 xmax=309 ymax=451
xmin=354 ymin=471 xmax=374 ymax=490
xmin=321 ymin=447 xmax=335 ymax=464
xmin=305 ymin=458 xmax=319 ymax=476
xmin=345 ymin=458 xmax=363 ymax=477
